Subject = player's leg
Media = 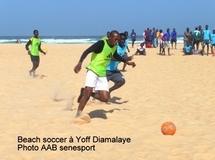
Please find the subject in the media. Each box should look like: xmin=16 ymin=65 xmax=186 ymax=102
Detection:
xmin=29 ymin=56 xmax=39 ymax=77
xmin=109 ymin=72 xmax=125 ymax=93
xmin=91 ymin=76 xmax=109 ymax=102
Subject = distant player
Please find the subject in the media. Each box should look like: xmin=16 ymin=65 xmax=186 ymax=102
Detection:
xmin=25 ymin=30 xmax=46 ymax=77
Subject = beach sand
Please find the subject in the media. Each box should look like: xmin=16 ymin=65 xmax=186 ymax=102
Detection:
xmin=0 ymin=43 xmax=215 ymax=160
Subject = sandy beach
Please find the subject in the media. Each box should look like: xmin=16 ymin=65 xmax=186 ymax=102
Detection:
xmin=0 ymin=43 xmax=215 ymax=160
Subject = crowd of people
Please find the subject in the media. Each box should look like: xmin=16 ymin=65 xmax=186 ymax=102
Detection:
xmin=127 ymin=27 xmax=176 ymax=56
xmin=132 ymin=25 xmax=215 ymax=56
xmin=183 ymin=25 xmax=215 ymax=56
xmin=134 ymin=27 xmax=177 ymax=56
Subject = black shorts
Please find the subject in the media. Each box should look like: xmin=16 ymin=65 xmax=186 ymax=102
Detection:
xmin=171 ymin=39 xmax=177 ymax=43
xmin=30 ymin=55 xmax=40 ymax=62
xmin=193 ymin=40 xmax=200 ymax=46
xmin=106 ymin=70 xmax=124 ymax=83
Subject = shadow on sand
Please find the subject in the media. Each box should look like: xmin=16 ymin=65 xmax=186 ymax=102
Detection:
xmin=108 ymin=96 xmax=128 ymax=104
xmin=88 ymin=108 xmax=120 ymax=119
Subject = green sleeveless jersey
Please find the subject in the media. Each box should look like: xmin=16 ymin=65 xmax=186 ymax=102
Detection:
xmin=30 ymin=37 xmax=41 ymax=56
xmin=87 ymin=40 xmax=117 ymax=77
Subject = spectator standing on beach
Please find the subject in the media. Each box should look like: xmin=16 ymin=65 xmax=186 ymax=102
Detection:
xmin=156 ymin=29 xmax=159 ymax=47
xmin=143 ymin=30 xmax=146 ymax=43
xmin=193 ymin=27 xmax=201 ymax=50
xmin=148 ymin=29 xmax=153 ymax=46
xmin=189 ymin=31 xmax=194 ymax=47
xmin=152 ymin=28 xmax=157 ymax=48
xmin=25 ymin=30 xmax=46 ymax=77
xmin=158 ymin=29 xmax=163 ymax=55
xmin=198 ymin=25 xmax=204 ymax=49
xmin=210 ymin=29 xmax=215 ymax=56
xmin=171 ymin=28 xmax=177 ymax=49
xmin=73 ymin=30 xmax=136 ymax=118
xmin=184 ymin=27 xmax=192 ymax=47
xmin=202 ymin=25 xmax=211 ymax=56
xmin=162 ymin=28 xmax=171 ymax=56
xmin=130 ymin=29 xmax=136 ymax=48
xmin=145 ymin=28 xmax=150 ymax=44
xmin=121 ymin=31 xmax=130 ymax=72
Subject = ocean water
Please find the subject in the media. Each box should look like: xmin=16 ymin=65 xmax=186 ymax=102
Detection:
xmin=0 ymin=35 xmax=184 ymax=44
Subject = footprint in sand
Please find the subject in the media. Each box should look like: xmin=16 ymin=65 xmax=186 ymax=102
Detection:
xmin=73 ymin=114 xmax=91 ymax=125
xmin=40 ymin=75 xmax=47 ymax=79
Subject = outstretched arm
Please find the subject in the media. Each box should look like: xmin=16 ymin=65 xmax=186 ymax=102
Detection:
xmin=113 ymin=52 xmax=136 ymax=67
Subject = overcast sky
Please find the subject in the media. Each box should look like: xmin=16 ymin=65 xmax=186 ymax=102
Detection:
xmin=1 ymin=0 xmax=215 ymax=36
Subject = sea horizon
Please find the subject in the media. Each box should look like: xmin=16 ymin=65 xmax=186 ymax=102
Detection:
xmin=0 ymin=35 xmax=184 ymax=44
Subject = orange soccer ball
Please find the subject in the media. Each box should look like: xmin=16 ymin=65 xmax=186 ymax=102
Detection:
xmin=161 ymin=122 xmax=176 ymax=135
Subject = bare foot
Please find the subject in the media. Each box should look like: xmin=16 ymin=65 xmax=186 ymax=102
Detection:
xmin=73 ymin=113 xmax=91 ymax=125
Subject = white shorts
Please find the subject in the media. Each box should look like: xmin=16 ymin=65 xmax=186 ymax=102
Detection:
xmin=163 ymin=41 xmax=170 ymax=48
xmin=85 ymin=70 xmax=109 ymax=91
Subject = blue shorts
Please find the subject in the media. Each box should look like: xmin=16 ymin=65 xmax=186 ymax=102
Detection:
xmin=211 ymin=44 xmax=215 ymax=47
xmin=203 ymin=40 xmax=210 ymax=46
xmin=106 ymin=70 xmax=124 ymax=83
